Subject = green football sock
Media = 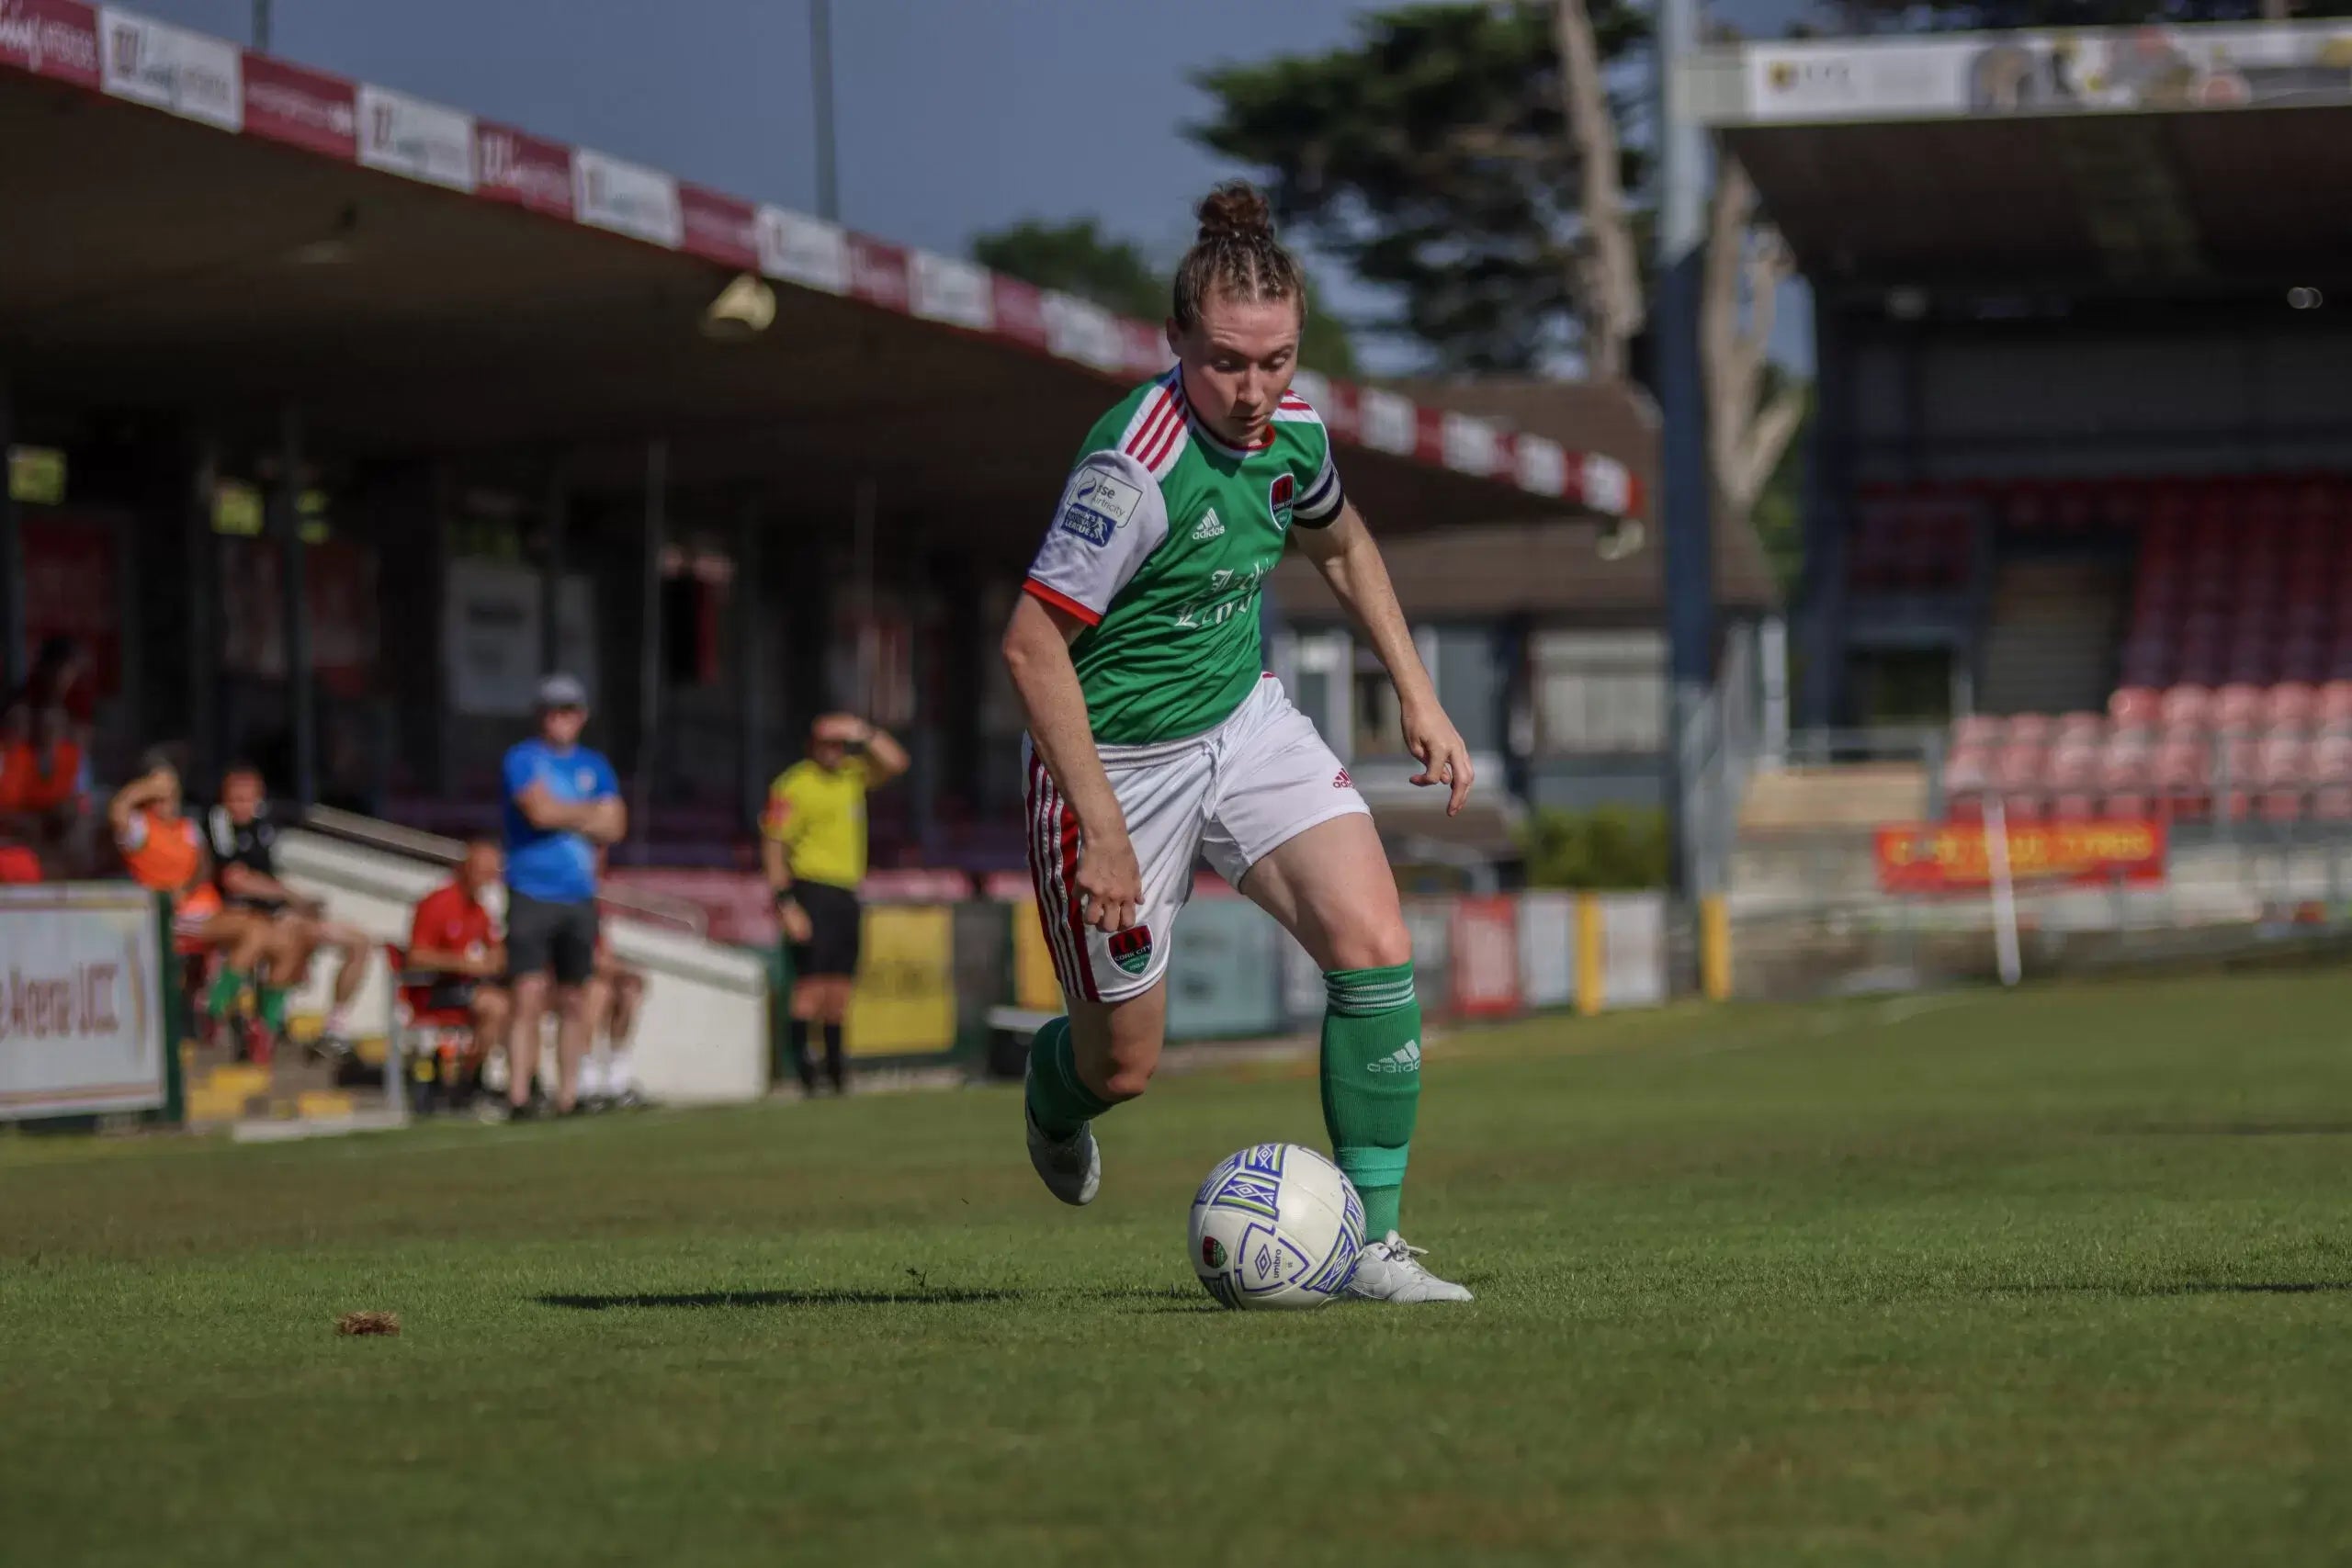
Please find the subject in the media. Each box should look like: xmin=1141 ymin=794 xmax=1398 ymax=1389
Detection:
xmin=1023 ymin=1015 xmax=1111 ymax=1140
xmin=257 ymin=986 xmax=289 ymax=1033
xmin=204 ymin=967 xmax=247 ymax=1021
xmin=1320 ymin=963 xmax=1421 ymax=1239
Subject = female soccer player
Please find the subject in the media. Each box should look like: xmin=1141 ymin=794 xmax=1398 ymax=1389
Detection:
xmin=1001 ymin=182 xmax=1473 ymax=1303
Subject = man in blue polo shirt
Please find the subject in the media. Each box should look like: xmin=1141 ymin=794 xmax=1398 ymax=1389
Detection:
xmin=501 ymin=672 xmax=625 ymax=1117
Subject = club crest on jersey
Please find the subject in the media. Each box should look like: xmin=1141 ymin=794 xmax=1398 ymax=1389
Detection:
xmin=1107 ymin=924 xmax=1153 ymax=976
xmin=1268 ymin=471 xmax=1295 ymax=531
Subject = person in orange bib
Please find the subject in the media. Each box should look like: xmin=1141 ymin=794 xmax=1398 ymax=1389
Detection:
xmin=108 ymin=750 xmax=283 ymax=1026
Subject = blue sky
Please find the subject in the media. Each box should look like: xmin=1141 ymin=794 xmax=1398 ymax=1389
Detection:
xmin=132 ymin=0 xmax=1812 ymax=374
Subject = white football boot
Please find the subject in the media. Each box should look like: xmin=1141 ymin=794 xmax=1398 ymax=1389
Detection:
xmin=1022 ymin=1059 xmax=1102 ymax=1206
xmin=1345 ymin=1232 xmax=1473 ymax=1303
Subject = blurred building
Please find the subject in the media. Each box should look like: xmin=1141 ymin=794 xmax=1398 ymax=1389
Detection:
xmin=0 ymin=3 xmax=1649 ymax=879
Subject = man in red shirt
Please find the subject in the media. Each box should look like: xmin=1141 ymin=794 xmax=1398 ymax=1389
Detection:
xmin=405 ymin=837 xmax=511 ymax=1060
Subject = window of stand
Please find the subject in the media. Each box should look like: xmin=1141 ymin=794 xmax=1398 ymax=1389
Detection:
xmin=1532 ymin=630 xmax=1665 ymax=755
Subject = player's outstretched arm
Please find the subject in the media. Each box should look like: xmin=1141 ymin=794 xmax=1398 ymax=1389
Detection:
xmin=1295 ymin=502 xmax=1475 ymax=816
xmin=1000 ymin=594 xmax=1141 ymax=933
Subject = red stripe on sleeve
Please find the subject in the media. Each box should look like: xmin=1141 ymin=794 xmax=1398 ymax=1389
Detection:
xmin=1023 ymin=578 xmax=1102 ymax=626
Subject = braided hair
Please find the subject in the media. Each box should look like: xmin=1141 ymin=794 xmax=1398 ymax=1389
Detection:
xmin=1171 ymin=181 xmax=1306 ymax=332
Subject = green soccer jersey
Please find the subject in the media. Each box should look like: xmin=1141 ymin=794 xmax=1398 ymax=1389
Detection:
xmin=1023 ymin=370 xmax=1347 ymax=745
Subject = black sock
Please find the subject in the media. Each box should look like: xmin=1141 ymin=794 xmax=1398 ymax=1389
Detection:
xmin=787 ymin=1019 xmax=816 ymax=1091
xmin=821 ymin=1022 xmax=846 ymax=1091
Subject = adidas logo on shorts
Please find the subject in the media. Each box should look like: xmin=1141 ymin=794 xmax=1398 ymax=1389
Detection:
xmin=1191 ymin=509 xmax=1226 ymax=541
xmin=1368 ymin=1040 xmax=1421 ymax=1074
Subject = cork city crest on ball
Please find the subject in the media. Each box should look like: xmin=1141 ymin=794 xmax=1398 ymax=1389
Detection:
xmin=1107 ymin=923 xmax=1153 ymax=976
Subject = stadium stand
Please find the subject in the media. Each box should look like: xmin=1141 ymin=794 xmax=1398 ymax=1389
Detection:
xmin=1922 ymin=476 xmax=2352 ymax=825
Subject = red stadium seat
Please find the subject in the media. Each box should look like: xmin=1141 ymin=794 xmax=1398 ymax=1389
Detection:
xmin=1999 ymin=793 xmax=2047 ymax=824
xmin=2051 ymin=792 xmax=2098 ymax=821
xmin=2264 ymin=682 xmax=2316 ymax=731
xmin=2160 ymin=684 xmax=2212 ymax=730
xmin=2004 ymin=713 xmax=2054 ymax=748
xmin=2213 ymin=683 xmax=2266 ymax=731
xmin=2109 ymin=687 xmax=2162 ymax=728
xmin=2312 ymin=785 xmax=2352 ymax=821
xmin=2053 ymin=711 xmax=2105 ymax=743
xmin=2104 ymin=791 xmax=2153 ymax=819
xmin=2046 ymin=743 xmax=2098 ymax=785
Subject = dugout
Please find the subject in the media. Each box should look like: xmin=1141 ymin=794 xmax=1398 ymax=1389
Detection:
xmin=1691 ymin=18 xmax=2352 ymax=759
xmin=0 ymin=2 xmax=1642 ymax=874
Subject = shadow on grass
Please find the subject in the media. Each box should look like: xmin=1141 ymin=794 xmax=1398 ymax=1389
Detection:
xmin=537 ymin=1288 xmax=1023 ymax=1311
xmin=1986 ymin=1281 xmax=2352 ymax=1297
xmin=2118 ymin=1121 xmax=2352 ymax=1137
xmin=537 ymin=1284 xmax=1220 ymax=1313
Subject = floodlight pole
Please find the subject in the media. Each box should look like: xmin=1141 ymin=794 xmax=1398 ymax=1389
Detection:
xmin=251 ymin=0 xmax=271 ymax=52
xmin=810 ymin=0 xmax=840 ymax=221
xmin=1654 ymin=0 xmax=1716 ymax=919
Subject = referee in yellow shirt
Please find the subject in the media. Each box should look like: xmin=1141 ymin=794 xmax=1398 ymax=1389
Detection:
xmin=762 ymin=713 xmax=909 ymax=1094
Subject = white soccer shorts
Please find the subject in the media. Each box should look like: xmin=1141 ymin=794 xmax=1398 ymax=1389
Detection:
xmin=1023 ymin=673 xmax=1370 ymax=1003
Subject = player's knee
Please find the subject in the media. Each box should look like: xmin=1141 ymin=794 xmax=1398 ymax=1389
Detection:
xmin=1099 ymin=1055 xmax=1158 ymax=1101
xmin=1328 ymin=917 xmax=1412 ymax=973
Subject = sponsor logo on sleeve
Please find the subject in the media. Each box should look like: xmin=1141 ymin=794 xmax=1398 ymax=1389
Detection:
xmin=1056 ymin=465 xmax=1143 ymax=547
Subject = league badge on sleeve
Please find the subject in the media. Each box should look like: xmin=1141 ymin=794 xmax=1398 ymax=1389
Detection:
xmin=1057 ymin=464 xmax=1144 ymax=547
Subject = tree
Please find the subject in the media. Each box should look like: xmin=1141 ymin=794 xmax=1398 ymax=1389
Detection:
xmin=972 ymin=218 xmax=1163 ymax=321
xmin=1194 ymin=1 xmax=1803 ymax=541
xmin=1192 ymin=3 xmax=1647 ymax=375
xmin=971 ymin=217 xmax=1360 ymax=377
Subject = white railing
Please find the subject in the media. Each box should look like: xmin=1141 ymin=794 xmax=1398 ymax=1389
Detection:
xmin=302 ymin=805 xmax=707 ymax=937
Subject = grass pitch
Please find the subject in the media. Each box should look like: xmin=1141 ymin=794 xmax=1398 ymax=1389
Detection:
xmin=5 ymin=971 xmax=2349 ymax=1566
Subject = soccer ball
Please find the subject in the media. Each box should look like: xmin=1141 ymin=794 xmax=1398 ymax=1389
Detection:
xmin=1188 ymin=1143 xmax=1365 ymax=1311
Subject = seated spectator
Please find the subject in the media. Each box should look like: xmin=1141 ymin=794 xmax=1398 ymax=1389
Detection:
xmin=0 ymin=832 xmax=41 ymax=884
xmin=405 ymin=836 xmax=512 ymax=1084
xmin=17 ymin=636 xmax=95 ymax=728
xmin=204 ymin=762 xmax=375 ymax=1055
xmin=0 ymin=702 xmax=86 ymax=875
xmin=108 ymin=750 xmax=289 ymax=1031
xmin=582 ymin=938 xmax=647 ymax=1110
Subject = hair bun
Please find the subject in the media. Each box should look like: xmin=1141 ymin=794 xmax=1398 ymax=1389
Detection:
xmin=1196 ymin=181 xmax=1275 ymax=244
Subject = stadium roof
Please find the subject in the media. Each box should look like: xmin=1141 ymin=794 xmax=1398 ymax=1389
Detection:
xmin=0 ymin=0 xmax=1638 ymax=531
xmin=1686 ymin=20 xmax=2352 ymax=291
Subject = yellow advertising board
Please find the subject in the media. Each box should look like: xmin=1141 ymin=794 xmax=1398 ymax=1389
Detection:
xmin=843 ymin=905 xmax=956 ymax=1057
xmin=1009 ymin=896 xmax=1066 ymax=1012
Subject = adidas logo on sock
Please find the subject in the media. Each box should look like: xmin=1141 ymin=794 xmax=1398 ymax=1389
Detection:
xmin=1191 ymin=509 xmax=1225 ymax=541
xmin=1368 ymin=1040 xmax=1421 ymax=1074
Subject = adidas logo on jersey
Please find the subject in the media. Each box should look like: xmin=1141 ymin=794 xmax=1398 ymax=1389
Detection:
xmin=1191 ymin=509 xmax=1226 ymax=542
xmin=1368 ymin=1040 xmax=1421 ymax=1074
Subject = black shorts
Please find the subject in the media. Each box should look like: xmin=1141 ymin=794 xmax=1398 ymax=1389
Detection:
xmin=424 ymin=977 xmax=479 ymax=1012
xmin=788 ymin=881 xmax=862 ymax=978
xmin=506 ymin=890 xmax=601 ymax=987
